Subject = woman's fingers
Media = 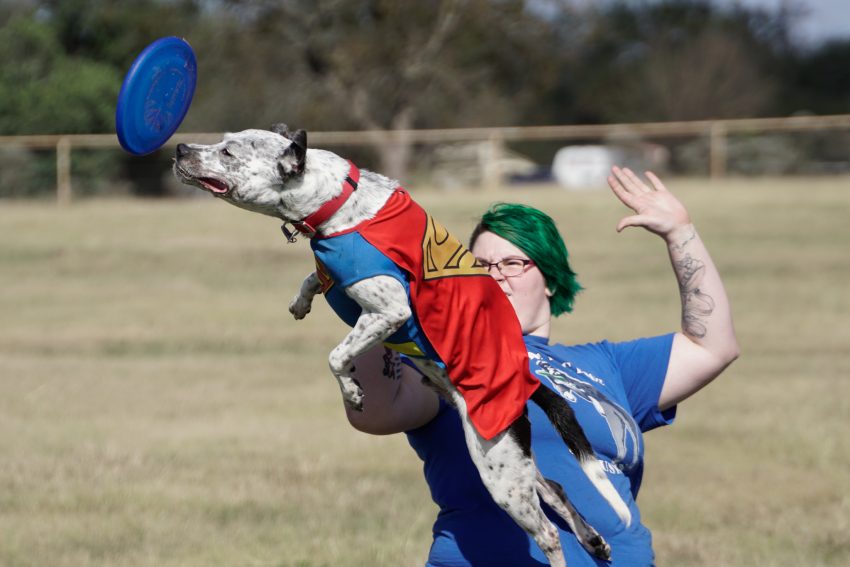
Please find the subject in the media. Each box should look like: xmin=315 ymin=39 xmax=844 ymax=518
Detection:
xmin=645 ymin=171 xmax=669 ymax=192
xmin=625 ymin=168 xmax=654 ymax=192
xmin=611 ymin=166 xmax=640 ymax=194
xmin=614 ymin=166 xmax=652 ymax=193
xmin=608 ymin=174 xmax=641 ymax=211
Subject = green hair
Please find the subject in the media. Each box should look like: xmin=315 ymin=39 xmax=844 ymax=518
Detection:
xmin=470 ymin=203 xmax=582 ymax=317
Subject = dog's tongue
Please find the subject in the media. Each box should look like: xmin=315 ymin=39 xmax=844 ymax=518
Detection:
xmin=200 ymin=178 xmax=228 ymax=194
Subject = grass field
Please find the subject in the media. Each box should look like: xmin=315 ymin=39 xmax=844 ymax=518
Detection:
xmin=1 ymin=176 xmax=848 ymax=566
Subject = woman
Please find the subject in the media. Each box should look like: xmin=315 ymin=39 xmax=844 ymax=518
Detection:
xmin=344 ymin=166 xmax=739 ymax=566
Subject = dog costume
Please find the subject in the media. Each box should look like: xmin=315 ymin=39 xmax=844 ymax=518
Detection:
xmin=306 ymin=164 xmax=539 ymax=440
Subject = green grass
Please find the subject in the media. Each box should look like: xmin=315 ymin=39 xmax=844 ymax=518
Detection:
xmin=1 ymin=177 xmax=849 ymax=566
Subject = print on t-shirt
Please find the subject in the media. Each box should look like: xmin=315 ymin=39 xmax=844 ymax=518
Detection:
xmin=533 ymin=356 xmax=641 ymax=472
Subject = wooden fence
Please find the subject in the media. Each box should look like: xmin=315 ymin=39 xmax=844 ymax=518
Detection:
xmin=2 ymin=113 xmax=849 ymax=204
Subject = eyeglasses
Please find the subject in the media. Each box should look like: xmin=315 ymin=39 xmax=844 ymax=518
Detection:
xmin=476 ymin=257 xmax=536 ymax=277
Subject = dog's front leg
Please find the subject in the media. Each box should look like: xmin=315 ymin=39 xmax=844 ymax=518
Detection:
xmin=289 ymin=272 xmax=322 ymax=320
xmin=329 ymin=276 xmax=411 ymax=410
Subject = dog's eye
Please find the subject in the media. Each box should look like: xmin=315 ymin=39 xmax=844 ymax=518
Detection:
xmin=221 ymin=147 xmax=234 ymax=157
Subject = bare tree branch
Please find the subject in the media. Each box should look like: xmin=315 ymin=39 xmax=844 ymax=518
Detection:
xmin=402 ymin=0 xmax=462 ymax=84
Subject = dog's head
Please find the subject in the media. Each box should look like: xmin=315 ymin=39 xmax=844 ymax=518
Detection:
xmin=173 ymin=124 xmax=307 ymax=216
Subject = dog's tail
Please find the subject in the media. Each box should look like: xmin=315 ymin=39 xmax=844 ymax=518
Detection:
xmin=531 ymin=385 xmax=632 ymax=527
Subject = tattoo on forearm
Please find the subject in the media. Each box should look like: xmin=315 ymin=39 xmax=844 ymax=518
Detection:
xmin=676 ymin=253 xmax=715 ymax=339
xmin=382 ymin=348 xmax=402 ymax=380
xmin=670 ymin=228 xmax=697 ymax=253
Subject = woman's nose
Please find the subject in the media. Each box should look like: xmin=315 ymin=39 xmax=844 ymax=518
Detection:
xmin=485 ymin=264 xmax=505 ymax=281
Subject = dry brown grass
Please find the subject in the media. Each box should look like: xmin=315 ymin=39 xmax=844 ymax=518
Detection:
xmin=1 ymin=176 xmax=848 ymax=566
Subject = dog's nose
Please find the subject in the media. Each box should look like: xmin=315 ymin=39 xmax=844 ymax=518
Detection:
xmin=176 ymin=143 xmax=190 ymax=158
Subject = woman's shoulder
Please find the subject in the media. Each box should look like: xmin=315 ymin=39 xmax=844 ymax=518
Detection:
xmin=535 ymin=334 xmax=675 ymax=364
xmin=525 ymin=335 xmax=617 ymax=362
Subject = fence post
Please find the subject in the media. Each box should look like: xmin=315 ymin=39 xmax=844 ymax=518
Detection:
xmin=482 ymin=132 xmax=504 ymax=191
xmin=56 ymin=136 xmax=72 ymax=205
xmin=709 ymin=122 xmax=727 ymax=179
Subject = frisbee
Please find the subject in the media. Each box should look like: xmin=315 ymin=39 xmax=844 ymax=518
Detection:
xmin=116 ymin=37 xmax=197 ymax=155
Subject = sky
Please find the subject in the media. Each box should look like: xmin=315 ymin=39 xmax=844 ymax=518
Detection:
xmin=716 ymin=0 xmax=849 ymax=43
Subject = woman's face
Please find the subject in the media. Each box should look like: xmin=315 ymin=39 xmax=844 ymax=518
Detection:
xmin=471 ymin=230 xmax=552 ymax=338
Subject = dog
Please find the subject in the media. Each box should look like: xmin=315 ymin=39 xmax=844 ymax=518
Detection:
xmin=173 ymin=125 xmax=631 ymax=566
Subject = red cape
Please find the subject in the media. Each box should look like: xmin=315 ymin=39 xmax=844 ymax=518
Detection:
xmin=353 ymin=189 xmax=540 ymax=440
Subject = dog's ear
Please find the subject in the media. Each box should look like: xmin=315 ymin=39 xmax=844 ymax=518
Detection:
xmin=277 ymin=129 xmax=308 ymax=180
xmin=290 ymin=129 xmax=307 ymax=156
xmin=270 ymin=123 xmax=291 ymax=138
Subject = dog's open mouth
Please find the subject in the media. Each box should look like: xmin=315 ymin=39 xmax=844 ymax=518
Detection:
xmin=173 ymin=163 xmax=231 ymax=196
xmin=198 ymin=177 xmax=229 ymax=195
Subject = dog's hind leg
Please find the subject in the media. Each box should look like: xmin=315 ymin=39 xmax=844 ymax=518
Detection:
xmin=468 ymin=410 xmax=567 ymax=567
xmin=330 ymin=276 xmax=412 ymax=410
xmin=536 ymin=473 xmax=611 ymax=560
xmin=531 ymin=385 xmax=632 ymax=527
xmin=413 ymin=362 xmax=566 ymax=567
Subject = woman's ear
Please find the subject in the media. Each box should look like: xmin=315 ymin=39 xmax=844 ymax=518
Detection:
xmin=545 ymin=287 xmax=554 ymax=298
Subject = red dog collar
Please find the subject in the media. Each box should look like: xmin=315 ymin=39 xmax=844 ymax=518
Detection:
xmin=292 ymin=161 xmax=360 ymax=237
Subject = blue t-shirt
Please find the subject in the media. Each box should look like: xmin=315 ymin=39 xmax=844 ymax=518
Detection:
xmin=406 ymin=333 xmax=676 ymax=567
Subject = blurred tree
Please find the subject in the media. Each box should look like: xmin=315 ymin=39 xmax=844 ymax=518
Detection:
xmin=204 ymin=0 xmax=562 ymax=179
xmin=779 ymin=38 xmax=850 ymax=171
xmin=1 ymin=0 xmax=847 ymax=195
xmin=0 ymin=14 xmax=126 ymax=198
xmin=0 ymin=16 xmax=119 ymax=134
xmin=33 ymin=0 xmax=207 ymax=196
xmin=785 ymin=39 xmax=850 ymax=115
xmin=42 ymin=0 xmax=202 ymax=67
xmin=568 ymin=0 xmax=795 ymax=122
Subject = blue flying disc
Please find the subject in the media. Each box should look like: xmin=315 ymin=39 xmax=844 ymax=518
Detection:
xmin=116 ymin=37 xmax=197 ymax=155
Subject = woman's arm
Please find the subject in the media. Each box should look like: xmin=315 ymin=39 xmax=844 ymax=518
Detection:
xmin=344 ymin=346 xmax=441 ymax=435
xmin=608 ymin=167 xmax=740 ymax=411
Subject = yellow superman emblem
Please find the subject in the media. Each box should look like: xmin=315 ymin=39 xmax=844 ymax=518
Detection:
xmin=421 ymin=215 xmax=488 ymax=280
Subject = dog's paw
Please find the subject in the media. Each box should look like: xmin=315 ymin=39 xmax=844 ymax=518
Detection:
xmin=343 ymin=395 xmax=364 ymax=412
xmin=340 ymin=378 xmax=364 ymax=412
xmin=288 ymin=295 xmax=312 ymax=319
xmin=572 ymin=517 xmax=611 ymax=560
xmin=584 ymin=534 xmax=611 ymax=561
